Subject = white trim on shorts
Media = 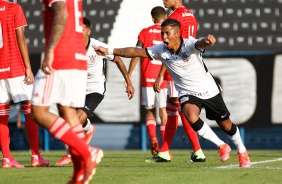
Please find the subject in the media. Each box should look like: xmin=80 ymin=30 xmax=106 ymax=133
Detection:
xmin=31 ymin=69 xmax=87 ymax=107
xmin=0 ymin=75 xmax=33 ymax=103
xmin=167 ymin=80 xmax=178 ymax=98
xmin=142 ymin=87 xmax=167 ymax=109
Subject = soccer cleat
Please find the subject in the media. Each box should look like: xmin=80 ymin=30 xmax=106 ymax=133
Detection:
xmin=31 ymin=155 xmax=50 ymax=167
xmin=84 ymin=125 xmax=96 ymax=144
xmin=145 ymin=151 xmax=171 ymax=163
xmin=188 ymin=150 xmax=206 ymax=162
xmin=218 ymin=143 xmax=231 ymax=162
xmin=238 ymin=151 xmax=251 ymax=168
xmin=150 ymin=137 xmax=159 ymax=156
xmin=83 ymin=147 xmax=104 ymax=184
xmin=55 ymin=155 xmax=72 ymax=166
xmin=2 ymin=158 xmax=25 ymax=168
xmin=67 ymin=154 xmax=84 ymax=184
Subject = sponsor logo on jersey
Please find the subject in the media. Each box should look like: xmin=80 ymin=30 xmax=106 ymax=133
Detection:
xmin=0 ymin=6 xmax=6 ymax=11
xmin=149 ymin=29 xmax=161 ymax=33
xmin=182 ymin=12 xmax=194 ymax=17
xmin=0 ymin=67 xmax=10 ymax=72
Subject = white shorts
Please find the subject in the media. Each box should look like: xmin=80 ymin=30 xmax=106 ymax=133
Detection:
xmin=31 ymin=69 xmax=87 ymax=108
xmin=167 ymin=80 xmax=178 ymax=98
xmin=142 ymin=87 xmax=167 ymax=109
xmin=0 ymin=75 xmax=33 ymax=103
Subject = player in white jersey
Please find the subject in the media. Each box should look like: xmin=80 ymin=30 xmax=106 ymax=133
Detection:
xmin=94 ymin=18 xmax=250 ymax=168
xmin=55 ymin=17 xmax=135 ymax=165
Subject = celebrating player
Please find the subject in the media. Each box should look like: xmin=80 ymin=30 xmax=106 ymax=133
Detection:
xmin=94 ymin=18 xmax=251 ymax=168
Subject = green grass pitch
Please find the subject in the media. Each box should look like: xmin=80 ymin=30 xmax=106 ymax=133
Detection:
xmin=0 ymin=150 xmax=281 ymax=184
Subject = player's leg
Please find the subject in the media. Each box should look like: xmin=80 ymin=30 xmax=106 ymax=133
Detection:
xmin=157 ymin=88 xmax=167 ymax=144
xmin=0 ymin=77 xmax=26 ymax=168
xmin=142 ymin=87 xmax=159 ymax=156
xmin=77 ymin=93 xmax=103 ymax=143
xmin=179 ymin=95 xmax=231 ymax=163
xmin=21 ymin=100 xmax=50 ymax=166
xmin=56 ymin=93 xmax=102 ymax=166
xmin=211 ymin=94 xmax=250 ymax=167
xmin=0 ymin=102 xmax=24 ymax=168
xmin=178 ymin=100 xmax=205 ymax=162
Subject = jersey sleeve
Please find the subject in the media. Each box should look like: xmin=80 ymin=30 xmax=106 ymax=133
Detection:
xmin=145 ymin=44 xmax=163 ymax=61
xmin=14 ymin=4 xmax=27 ymax=29
xmin=137 ymin=28 xmax=146 ymax=46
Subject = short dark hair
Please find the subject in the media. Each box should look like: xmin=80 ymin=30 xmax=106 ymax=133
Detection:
xmin=151 ymin=6 xmax=166 ymax=19
xmin=161 ymin=18 xmax=181 ymax=29
xmin=83 ymin=17 xmax=92 ymax=28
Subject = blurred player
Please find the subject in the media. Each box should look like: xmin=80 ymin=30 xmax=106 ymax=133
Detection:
xmin=0 ymin=0 xmax=50 ymax=168
xmin=55 ymin=17 xmax=135 ymax=165
xmin=31 ymin=1 xmax=103 ymax=183
xmin=156 ymin=0 xmax=206 ymax=162
xmin=94 ymin=18 xmax=251 ymax=168
xmin=128 ymin=6 xmax=167 ymax=156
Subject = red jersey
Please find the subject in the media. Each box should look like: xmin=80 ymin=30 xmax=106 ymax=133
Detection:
xmin=138 ymin=24 xmax=167 ymax=88
xmin=0 ymin=1 xmax=27 ymax=79
xmin=164 ymin=6 xmax=198 ymax=81
xmin=42 ymin=0 xmax=87 ymax=70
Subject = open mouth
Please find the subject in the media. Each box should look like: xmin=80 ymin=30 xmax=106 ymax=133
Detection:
xmin=163 ymin=42 xmax=169 ymax=46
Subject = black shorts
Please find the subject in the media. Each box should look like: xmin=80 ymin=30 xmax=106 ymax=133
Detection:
xmin=78 ymin=92 xmax=104 ymax=118
xmin=179 ymin=93 xmax=230 ymax=121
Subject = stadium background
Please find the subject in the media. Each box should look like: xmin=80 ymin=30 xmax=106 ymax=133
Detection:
xmin=8 ymin=0 xmax=282 ymax=151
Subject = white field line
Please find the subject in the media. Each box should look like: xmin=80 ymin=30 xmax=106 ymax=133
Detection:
xmin=215 ymin=158 xmax=282 ymax=169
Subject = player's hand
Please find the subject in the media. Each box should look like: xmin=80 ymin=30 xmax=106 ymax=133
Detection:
xmin=205 ymin=34 xmax=216 ymax=45
xmin=124 ymin=81 xmax=135 ymax=100
xmin=24 ymin=68 xmax=34 ymax=85
xmin=94 ymin=46 xmax=108 ymax=56
xmin=41 ymin=49 xmax=54 ymax=75
xmin=154 ymin=75 xmax=163 ymax=93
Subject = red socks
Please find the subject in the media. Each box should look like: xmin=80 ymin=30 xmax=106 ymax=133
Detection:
xmin=0 ymin=103 xmax=12 ymax=159
xmin=176 ymin=102 xmax=201 ymax=152
xmin=48 ymin=117 xmax=90 ymax=160
xmin=146 ymin=119 xmax=157 ymax=140
xmin=21 ymin=103 xmax=40 ymax=156
xmin=159 ymin=102 xmax=178 ymax=152
xmin=160 ymin=125 xmax=165 ymax=144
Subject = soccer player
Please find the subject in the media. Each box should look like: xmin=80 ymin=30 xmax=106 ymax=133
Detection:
xmin=128 ymin=6 xmax=168 ymax=156
xmin=156 ymin=0 xmax=206 ymax=162
xmin=0 ymin=0 xmax=50 ymax=168
xmin=31 ymin=1 xmax=103 ymax=183
xmin=94 ymin=18 xmax=251 ymax=168
xmin=55 ymin=17 xmax=135 ymax=165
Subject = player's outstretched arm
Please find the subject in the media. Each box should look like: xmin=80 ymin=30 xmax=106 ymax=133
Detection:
xmin=195 ymin=34 xmax=216 ymax=50
xmin=112 ymin=56 xmax=135 ymax=100
xmin=95 ymin=47 xmax=148 ymax=58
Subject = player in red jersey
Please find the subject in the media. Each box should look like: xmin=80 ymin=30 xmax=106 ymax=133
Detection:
xmin=31 ymin=1 xmax=103 ymax=183
xmin=154 ymin=0 xmax=206 ymax=162
xmin=0 ymin=0 xmax=50 ymax=168
xmin=128 ymin=6 xmax=168 ymax=156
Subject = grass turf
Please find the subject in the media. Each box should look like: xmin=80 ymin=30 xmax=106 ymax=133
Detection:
xmin=0 ymin=150 xmax=281 ymax=184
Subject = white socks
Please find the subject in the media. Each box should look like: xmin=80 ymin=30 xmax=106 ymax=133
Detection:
xmin=197 ymin=122 xmax=225 ymax=147
xmin=83 ymin=118 xmax=93 ymax=134
xmin=228 ymin=127 xmax=246 ymax=153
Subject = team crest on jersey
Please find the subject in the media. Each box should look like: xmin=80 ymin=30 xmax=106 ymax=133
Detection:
xmin=89 ymin=54 xmax=97 ymax=63
xmin=179 ymin=51 xmax=190 ymax=62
